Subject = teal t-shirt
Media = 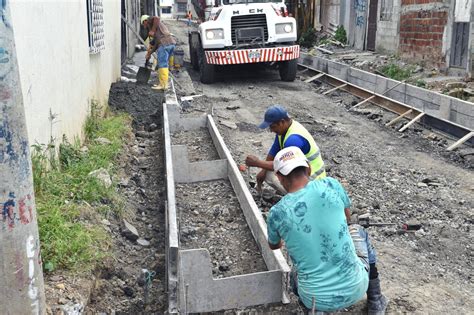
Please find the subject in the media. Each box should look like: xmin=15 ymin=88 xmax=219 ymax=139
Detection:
xmin=267 ymin=177 xmax=368 ymax=311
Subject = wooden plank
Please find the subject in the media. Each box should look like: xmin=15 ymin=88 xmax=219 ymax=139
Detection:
xmin=399 ymin=112 xmax=425 ymax=132
xmin=385 ymin=109 xmax=413 ymax=127
xmin=350 ymin=95 xmax=376 ymax=110
xmin=322 ymin=83 xmax=348 ymax=95
xmin=447 ymin=131 xmax=474 ymax=151
xmin=304 ymin=73 xmax=325 ymax=83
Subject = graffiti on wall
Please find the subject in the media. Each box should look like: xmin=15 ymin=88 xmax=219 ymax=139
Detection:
xmin=2 ymin=191 xmax=34 ymax=231
xmin=1 ymin=0 xmax=10 ymax=27
xmin=27 ymin=235 xmax=41 ymax=314
xmin=354 ymin=0 xmax=367 ymax=28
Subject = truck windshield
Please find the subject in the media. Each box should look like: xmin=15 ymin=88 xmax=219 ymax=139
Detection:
xmin=223 ymin=0 xmax=283 ymax=4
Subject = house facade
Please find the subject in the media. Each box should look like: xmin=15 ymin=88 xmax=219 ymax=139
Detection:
xmin=9 ymin=0 xmax=138 ymax=148
xmin=315 ymin=0 xmax=473 ymax=77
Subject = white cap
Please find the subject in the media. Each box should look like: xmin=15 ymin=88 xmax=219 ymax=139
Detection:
xmin=141 ymin=15 xmax=150 ymax=24
xmin=273 ymin=146 xmax=309 ymax=176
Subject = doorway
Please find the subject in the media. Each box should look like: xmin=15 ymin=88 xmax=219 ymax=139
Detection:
xmin=450 ymin=22 xmax=470 ymax=68
xmin=366 ymin=0 xmax=378 ymax=51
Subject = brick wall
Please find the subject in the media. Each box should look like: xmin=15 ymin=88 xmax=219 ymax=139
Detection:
xmin=399 ymin=0 xmax=448 ymax=67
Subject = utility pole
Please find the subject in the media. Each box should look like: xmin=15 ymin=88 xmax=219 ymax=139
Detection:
xmin=0 ymin=1 xmax=46 ymax=314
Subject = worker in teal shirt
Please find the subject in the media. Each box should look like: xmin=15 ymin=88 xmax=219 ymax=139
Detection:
xmin=267 ymin=147 xmax=388 ymax=314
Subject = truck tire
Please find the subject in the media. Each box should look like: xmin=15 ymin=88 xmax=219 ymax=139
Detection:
xmin=198 ymin=47 xmax=215 ymax=84
xmin=279 ymin=59 xmax=297 ymax=82
xmin=188 ymin=34 xmax=199 ymax=70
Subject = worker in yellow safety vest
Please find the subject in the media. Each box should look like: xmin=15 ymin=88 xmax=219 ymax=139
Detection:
xmin=246 ymin=105 xmax=326 ymax=194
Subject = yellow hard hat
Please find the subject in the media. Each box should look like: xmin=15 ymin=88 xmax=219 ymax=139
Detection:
xmin=141 ymin=15 xmax=150 ymax=24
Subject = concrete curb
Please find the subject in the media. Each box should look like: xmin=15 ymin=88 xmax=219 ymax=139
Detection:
xmin=162 ymin=84 xmax=291 ymax=313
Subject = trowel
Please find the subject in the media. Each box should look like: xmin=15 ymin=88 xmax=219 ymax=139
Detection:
xmin=136 ymin=60 xmax=152 ymax=84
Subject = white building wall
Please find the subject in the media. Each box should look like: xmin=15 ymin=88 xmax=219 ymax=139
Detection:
xmin=10 ymin=0 xmax=121 ymax=147
xmin=375 ymin=0 xmax=400 ymax=53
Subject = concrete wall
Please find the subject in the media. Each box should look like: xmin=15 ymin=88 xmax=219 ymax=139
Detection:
xmin=124 ymin=0 xmax=141 ymax=59
xmin=471 ymin=18 xmax=474 ymax=76
xmin=320 ymin=0 xmax=341 ymax=33
xmin=375 ymin=0 xmax=401 ymax=53
xmin=10 ymin=0 xmax=121 ymax=147
xmin=399 ymin=0 xmax=450 ymax=68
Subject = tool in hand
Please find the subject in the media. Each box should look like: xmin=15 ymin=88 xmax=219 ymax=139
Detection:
xmin=121 ymin=15 xmax=183 ymax=89
xmin=136 ymin=60 xmax=152 ymax=84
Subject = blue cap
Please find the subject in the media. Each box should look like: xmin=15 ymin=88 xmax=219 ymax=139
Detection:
xmin=258 ymin=105 xmax=289 ymax=129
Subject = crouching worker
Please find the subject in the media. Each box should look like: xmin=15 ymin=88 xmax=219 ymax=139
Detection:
xmin=141 ymin=15 xmax=176 ymax=91
xmin=245 ymin=105 xmax=326 ymax=195
xmin=267 ymin=146 xmax=388 ymax=314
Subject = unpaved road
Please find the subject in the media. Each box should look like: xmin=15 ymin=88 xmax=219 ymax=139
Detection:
xmin=168 ymin=19 xmax=474 ymax=314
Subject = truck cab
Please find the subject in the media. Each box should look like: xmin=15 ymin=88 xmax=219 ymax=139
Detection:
xmin=189 ymin=0 xmax=299 ymax=83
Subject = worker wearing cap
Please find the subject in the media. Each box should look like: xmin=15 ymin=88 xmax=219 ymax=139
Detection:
xmin=268 ymin=147 xmax=388 ymax=314
xmin=141 ymin=15 xmax=176 ymax=91
xmin=245 ymin=105 xmax=326 ymax=194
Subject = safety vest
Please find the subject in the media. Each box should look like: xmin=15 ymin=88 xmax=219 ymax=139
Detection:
xmin=278 ymin=121 xmax=326 ymax=179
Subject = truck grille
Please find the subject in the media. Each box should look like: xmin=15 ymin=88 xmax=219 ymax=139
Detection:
xmin=231 ymin=14 xmax=268 ymax=45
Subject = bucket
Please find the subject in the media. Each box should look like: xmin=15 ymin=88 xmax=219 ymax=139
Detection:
xmin=173 ymin=48 xmax=184 ymax=68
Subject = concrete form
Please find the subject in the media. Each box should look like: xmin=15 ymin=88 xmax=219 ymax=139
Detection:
xmin=300 ymin=53 xmax=474 ymax=143
xmin=163 ymin=84 xmax=290 ymax=313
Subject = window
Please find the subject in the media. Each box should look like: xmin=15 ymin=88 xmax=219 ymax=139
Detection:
xmin=177 ymin=2 xmax=187 ymax=13
xmin=162 ymin=7 xmax=171 ymax=14
xmin=86 ymin=0 xmax=105 ymax=54
xmin=380 ymin=0 xmax=393 ymax=21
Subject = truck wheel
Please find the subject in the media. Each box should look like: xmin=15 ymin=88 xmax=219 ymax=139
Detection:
xmin=279 ymin=59 xmax=297 ymax=82
xmin=198 ymin=47 xmax=215 ymax=84
xmin=188 ymin=35 xmax=199 ymax=70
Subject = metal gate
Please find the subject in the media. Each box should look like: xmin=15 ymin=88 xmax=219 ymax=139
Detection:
xmin=450 ymin=22 xmax=470 ymax=68
xmin=366 ymin=0 xmax=378 ymax=51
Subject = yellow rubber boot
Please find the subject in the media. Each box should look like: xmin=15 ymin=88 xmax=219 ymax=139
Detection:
xmin=152 ymin=68 xmax=169 ymax=91
xmin=169 ymin=55 xmax=175 ymax=70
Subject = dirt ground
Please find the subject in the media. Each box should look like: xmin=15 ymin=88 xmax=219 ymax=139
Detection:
xmin=166 ymin=19 xmax=473 ymax=314
xmin=44 ymin=19 xmax=473 ymax=315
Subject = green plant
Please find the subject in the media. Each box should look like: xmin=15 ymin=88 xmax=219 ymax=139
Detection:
xmin=33 ymin=108 xmax=131 ymax=272
xmin=85 ymin=100 xmax=102 ymax=139
xmin=299 ymin=28 xmax=318 ymax=48
xmin=413 ymin=79 xmax=427 ymax=88
xmin=334 ymin=25 xmax=347 ymax=44
xmin=380 ymin=64 xmax=414 ymax=81
xmin=318 ymin=37 xmax=330 ymax=46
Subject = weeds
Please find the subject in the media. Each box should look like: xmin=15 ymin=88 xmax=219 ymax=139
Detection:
xmin=299 ymin=28 xmax=318 ymax=48
xmin=334 ymin=26 xmax=347 ymax=44
xmin=33 ymin=104 xmax=131 ymax=272
xmin=380 ymin=63 xmax=414 ymax=81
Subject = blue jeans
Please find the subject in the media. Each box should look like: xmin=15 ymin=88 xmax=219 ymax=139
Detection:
xmin=349 ymin=224 xmax=376 ymax=269
xmin=290 ymin=224 xmax=376 ymax=312
xmin=157 ymin=44 xmax=175 ymax=69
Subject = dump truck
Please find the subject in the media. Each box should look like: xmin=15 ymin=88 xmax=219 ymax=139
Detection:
xmin=188 ymin=0 xmax=299 ymax=83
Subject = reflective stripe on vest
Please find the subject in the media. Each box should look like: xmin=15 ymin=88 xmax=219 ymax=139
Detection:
xmin=278 ymin=121 xmax=326 ymax=178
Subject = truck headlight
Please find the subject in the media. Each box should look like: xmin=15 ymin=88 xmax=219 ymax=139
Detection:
xmin=276 ymin=23 xmax=293 ymax=34
xmin=205 ymin=29 xmax=224 ymax=40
